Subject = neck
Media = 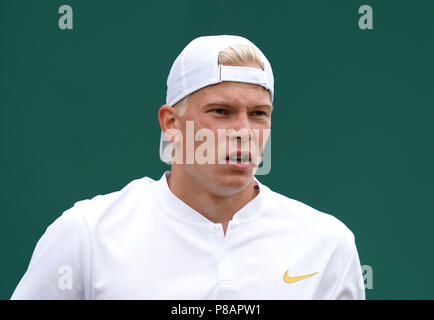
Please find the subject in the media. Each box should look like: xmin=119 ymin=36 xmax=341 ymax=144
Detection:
xmin=167 ymin=166 xmax=258 ymax=234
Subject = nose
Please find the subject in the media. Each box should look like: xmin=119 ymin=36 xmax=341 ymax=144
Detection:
xmin=229 ymin=113 xmax=252 ymax=142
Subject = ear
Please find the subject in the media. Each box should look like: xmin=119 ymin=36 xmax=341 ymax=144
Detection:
xmin=158 ymin=105 xmax=181 ymax=143
xmin=158 ymin=105 xmax=176 ymax=133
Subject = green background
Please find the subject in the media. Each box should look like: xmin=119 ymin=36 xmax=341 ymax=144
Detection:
xmin=1 ymin=0 xmax=433 ymax=299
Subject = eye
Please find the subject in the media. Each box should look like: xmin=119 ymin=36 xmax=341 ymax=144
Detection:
xmin=250 ymin=110 xmax=267 ymax=117
xmin=209 ymin=108 xmax=229 ymax=115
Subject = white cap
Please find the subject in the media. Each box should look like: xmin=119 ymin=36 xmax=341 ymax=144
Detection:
xmin=160 ymin=35 xmax=274 ymax=164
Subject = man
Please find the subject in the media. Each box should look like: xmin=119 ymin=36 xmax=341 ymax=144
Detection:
xmin=12 ymin=35 xmax=365 ymax=299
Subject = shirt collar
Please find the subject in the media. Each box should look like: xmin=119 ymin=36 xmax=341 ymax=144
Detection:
xmin=151 ymin=171 xmax=267 ymax=225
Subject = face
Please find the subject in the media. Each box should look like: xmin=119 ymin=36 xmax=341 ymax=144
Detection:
xmin=171 ymin=80 xmax=272 ymax=196
xmin=159 ymin=78 xmax=272 ymax=197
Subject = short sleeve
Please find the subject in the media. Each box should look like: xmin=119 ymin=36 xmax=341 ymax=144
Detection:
xmin=331 ymin=240 xmax=366 ymax=300
xmin=11 ymin=206 xmax=91 ymax=300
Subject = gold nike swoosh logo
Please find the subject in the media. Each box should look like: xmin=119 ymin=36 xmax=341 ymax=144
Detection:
xmin=283 ymin=270 xmax=318 ymax=283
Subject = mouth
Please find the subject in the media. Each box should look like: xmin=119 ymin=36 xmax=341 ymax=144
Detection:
xmin=224 ymin=151 xmax=251 ymax=170
xmin=225 ymin=151 xmax=251 ymax=163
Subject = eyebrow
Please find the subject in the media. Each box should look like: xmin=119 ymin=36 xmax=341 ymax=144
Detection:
xmin=253 ymin=104 xmax=274 ymax=111
xmin=202 ymin=102 xmax=274 ymax=111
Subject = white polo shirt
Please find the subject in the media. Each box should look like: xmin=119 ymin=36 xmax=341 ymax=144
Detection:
xmin=11 ymin=172 xmax=365 ymax=300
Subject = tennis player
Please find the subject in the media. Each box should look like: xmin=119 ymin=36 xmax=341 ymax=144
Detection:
xmin=11 ymin=35 xmax=365 ymax=299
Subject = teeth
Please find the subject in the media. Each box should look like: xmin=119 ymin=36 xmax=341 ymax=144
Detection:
xmin=228 ymin=155 xmax=249 ymax=163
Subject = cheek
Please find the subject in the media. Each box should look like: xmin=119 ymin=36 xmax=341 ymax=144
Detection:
xmin=251 ymin=128 xmax=271 ymax=159
xmin=191 ymin=117 xmax=221 ymax=144
xmin=261 ymin=127 xmax=271 ymax=144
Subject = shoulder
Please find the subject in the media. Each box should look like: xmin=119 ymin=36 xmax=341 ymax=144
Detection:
xmin=70 ymin=176 xmax=157 ymax=226
xmin=32 ymin=176 xmax=156 ymax=247
xmin=261 ymin=183 xmax=355 ymax=246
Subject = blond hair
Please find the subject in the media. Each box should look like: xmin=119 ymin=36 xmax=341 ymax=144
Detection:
xmin=174 ymin=44 xmax=264 ymax=117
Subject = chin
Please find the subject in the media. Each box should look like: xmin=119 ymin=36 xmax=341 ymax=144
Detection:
xmin=208 ymin=166 xmax=254 ymax=196
xmin=182 ymin=164 xmax=255 ymax=197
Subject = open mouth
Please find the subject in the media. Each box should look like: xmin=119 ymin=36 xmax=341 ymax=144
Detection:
xmin=225 ymin=152 xmax=251 ymax=164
